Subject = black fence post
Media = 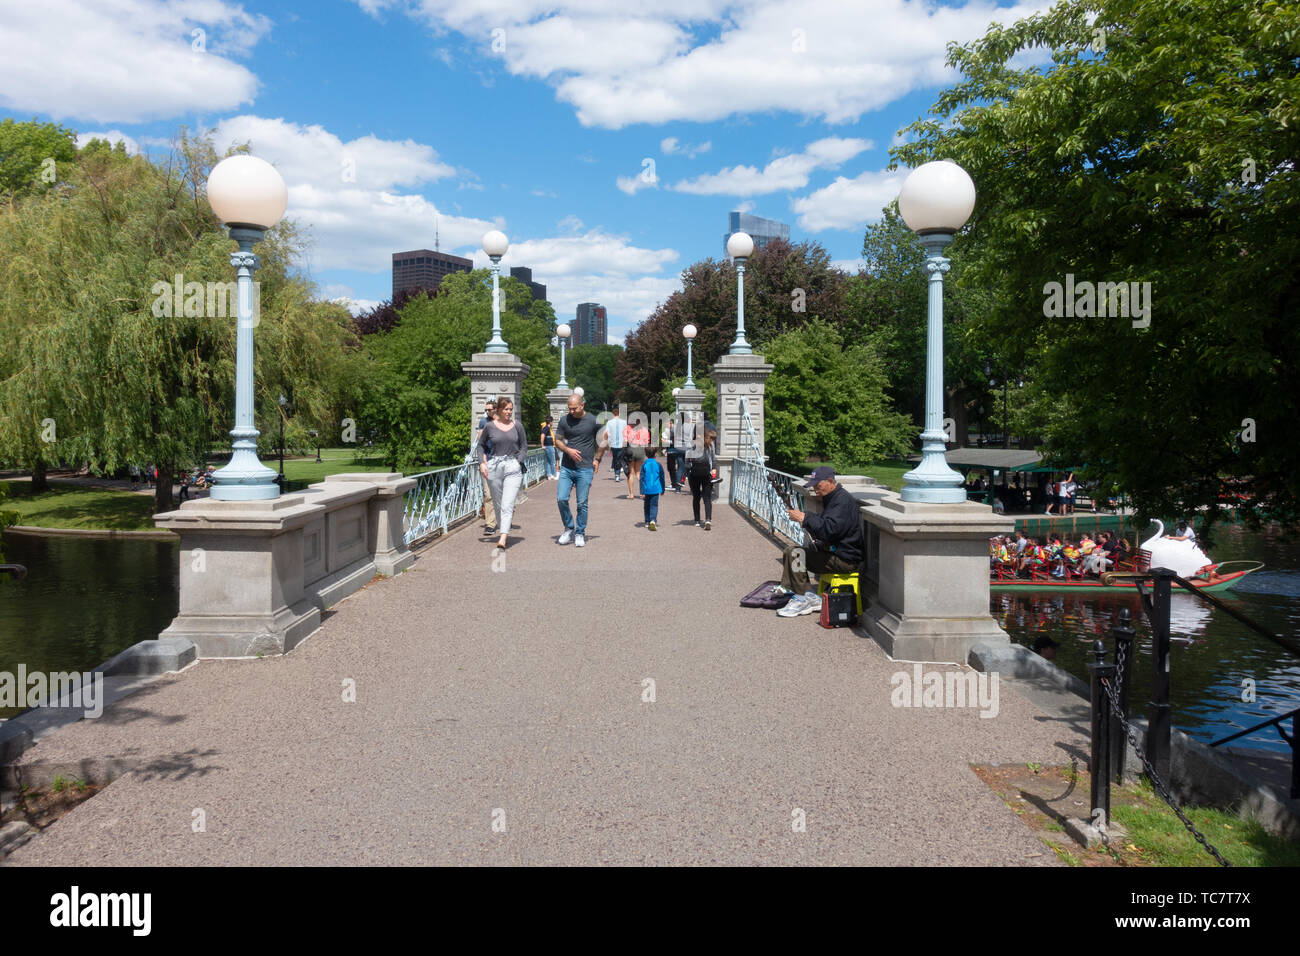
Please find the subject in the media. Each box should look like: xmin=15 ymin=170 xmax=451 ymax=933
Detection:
xmin=1148 ymin=568 xmax=1174 ymax=781
xmin=1089 ymin=638 xmax=1115 ymax=829
xmin=1111 ymin=607 xmax=1135 ymax=781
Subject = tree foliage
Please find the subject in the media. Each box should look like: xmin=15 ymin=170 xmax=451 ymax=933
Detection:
xmin=357 ymin=286 xmax=558 ymax=470
xmin=763 ymin=320 xmax=914 ymax=469
xmin=566 ymin=343 xmax=621 ymax=411
xmin=618 ymin=239 xmax=851 ymax=411
xmin=0 ymin=127 xmax=360 ymax=509
xmin=894 ymin=0 xmax=1300 ymax=528
xmin=0 ymin=117 xmax=78 ymax=199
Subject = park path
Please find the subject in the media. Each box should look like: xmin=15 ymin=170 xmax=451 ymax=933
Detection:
xmin=6 ymin=473 xmax=1086 ymax=865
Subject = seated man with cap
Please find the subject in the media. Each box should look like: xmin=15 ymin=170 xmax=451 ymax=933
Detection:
xmin=777 ymin=466 xmax=865 ymax=602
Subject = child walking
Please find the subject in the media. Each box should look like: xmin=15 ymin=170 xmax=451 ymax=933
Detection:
xmin=640 ymin=446 xmax=665 ymax=531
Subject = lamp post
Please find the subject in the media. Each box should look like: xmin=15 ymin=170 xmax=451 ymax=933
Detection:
xmin=556 ymin=323 xmax=571 ymax=387
xmin=277 ymin=393 xmax=288 ymax=487
xmin=206 ymin=155 xmax=287 ymax=501
xmin=482 ymin=230 xmax=510 ymax=353
xmin=725 ymin=231 xmax=754 ymax=354
xmin=682 ymin=324 xmax=697 ymax=387
xmin=310 ymin=429 xmax=320 ymax=463
xmin=897 ymin=160 xmax=976 ymax=504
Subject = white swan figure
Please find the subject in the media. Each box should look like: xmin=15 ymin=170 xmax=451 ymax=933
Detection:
xmin=1139 ymin=520 xmax=1215 ymax=577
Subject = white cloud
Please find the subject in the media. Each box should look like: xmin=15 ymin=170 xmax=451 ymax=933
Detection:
xmin=661 ymin=137 xmax=711 ymax=158
xmin=203 ymin=117 xmax=487 ymax=275
xmin=76 ymin=130 xmax=141 ymax=154
xmin=616 ymin=161 xmax=660 ymax=195
xmin=0 ymin=0 xmax=270 ymax=123
xmin=214 ymin=116 xmax=455 ymax=192
xmin=463 ymin=230 xmax=682 ymax=343
xmin=672 ymin=137 xmax=871 ymax=196
xmin=557 ymin=215 xmax=584 ymax=234
xmin=377 ymin=0 xmax=1049 ymax=128
xmin=790 ymin=167 xmax=907 ymax=231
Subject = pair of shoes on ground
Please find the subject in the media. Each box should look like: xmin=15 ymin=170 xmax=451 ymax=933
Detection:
xmin=557 ymin=529 xmax=585 ymax=547
xmin=777 ymin=590 xmax=822 ymax=617
xmin=693 ymin=520 xmax=711 ymax=529
xmin=647 ymin=521 xmax=657 ymax=531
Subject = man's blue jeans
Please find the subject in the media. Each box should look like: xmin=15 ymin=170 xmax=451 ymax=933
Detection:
xmin=544 ymin=446 xmax=557 ymax=478
xmin=556 ymin=463 xmax=593 ymax=534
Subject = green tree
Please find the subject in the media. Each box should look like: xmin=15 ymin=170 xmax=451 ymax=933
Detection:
xmin=848 ymin=204 xmax=997 ymax=440
xmin=894 ymin=0 xmax=1300 ymax=528
xmin=0 ymin=132 xmax=360 ymax=510
xmin=619 ymin=240 xmax=851 ymax=411
xmin=358 ymin=289 xmax=557 ymax=470
xmin=567 ymin=343 xmax=621 ymax=411
xmin=763 ymin=320 xmax=914 ymax=470
xmin=0 ymin=117 xmax=78 ymax=200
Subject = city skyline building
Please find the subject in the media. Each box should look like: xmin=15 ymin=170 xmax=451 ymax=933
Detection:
xmin=723 ymin=211 xmax=790 ymax=257
xmin=392 ymin=249 xmax=473 ymax=298
xmin=573 ymin=302 xmax=607 ymax=346
xmin=509 ymin=266 xmax=547 ymax=302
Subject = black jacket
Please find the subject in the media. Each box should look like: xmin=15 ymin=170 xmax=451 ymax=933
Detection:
xmin=801 ymin=484 xmax=864 ymax=564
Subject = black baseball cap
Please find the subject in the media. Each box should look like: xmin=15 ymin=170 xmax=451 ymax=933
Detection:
xmin=804 ymin=466 xmax=836 ymax=490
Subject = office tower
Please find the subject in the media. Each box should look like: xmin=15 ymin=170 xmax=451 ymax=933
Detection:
xmin=573 ymin=303 xmax=607 ymax=346
xmin=723 ymin=211 xmax=790 ymax=257
xmin=509 ymin=266 xmax=548 ymax=302
xmin=392 ymin=249 xmax=473 ymax=298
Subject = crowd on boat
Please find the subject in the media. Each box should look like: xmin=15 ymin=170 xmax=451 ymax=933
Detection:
xmin=989 ymin=530 xmax=1133 ymax=580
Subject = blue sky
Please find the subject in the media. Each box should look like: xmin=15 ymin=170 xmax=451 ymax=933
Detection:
xmin=0 ymin=0 xmax=1047 ymax=343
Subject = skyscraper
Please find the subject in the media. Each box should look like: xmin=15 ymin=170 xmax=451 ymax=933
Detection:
xmin=509 ymin=266 xmax=547 ymax=302
xmin=574 ymin=303 xmax=607 ymax=346
xmin=392 ymin=249 xmax=473 ymax=298
xmin=723 ymin=211 xmax=790 ymax=257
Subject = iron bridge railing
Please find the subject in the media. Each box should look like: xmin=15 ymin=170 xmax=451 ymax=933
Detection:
xmin=403 ymin=447 xmax=548 ymax=547
xmin=728 ymin=397 xmax=807 ymax=548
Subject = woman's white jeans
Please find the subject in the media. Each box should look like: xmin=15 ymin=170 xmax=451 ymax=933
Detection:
xmin=487 ymin=456 xmax=523 ymax=535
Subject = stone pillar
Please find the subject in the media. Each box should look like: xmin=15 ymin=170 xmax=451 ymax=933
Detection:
xmin=154 ymin=473 xmax=417 ymax=658
xmin=858 ymin=491 xmax=1015 ymax=664
xmin=547 ymin=386 xmax=573 ymax=424
xmin=710 ymin=352 xmax=773 ymax=497
xmin=461 ymin=352 xmax=531 ymax=438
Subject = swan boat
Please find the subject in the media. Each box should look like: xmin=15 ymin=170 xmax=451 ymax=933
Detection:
xmin=990 ymin=520 xmax=1262 ymax=592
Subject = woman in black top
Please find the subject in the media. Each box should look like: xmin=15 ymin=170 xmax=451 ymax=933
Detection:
xmin=541 ymin=415 xmax=556 ymax=480
xmin=686 ymin=428 xmax=718 ymax=529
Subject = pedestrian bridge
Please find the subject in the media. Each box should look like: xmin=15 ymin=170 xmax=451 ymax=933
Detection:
xmin=5 ymin=463 xmax=1086 ymax=866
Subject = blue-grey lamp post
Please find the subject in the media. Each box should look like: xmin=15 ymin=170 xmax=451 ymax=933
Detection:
xmin=482 ymin=230 xmax=510 ymax=353
xmin=205 ymin=155 xmax=287 ymax=501
xmin=898 ymin=160 xmax=976 ymax=504
xmin=683 ymin=324 xmax=697 ymax=387
xmin=556 ymin=322 xmax=571 ymax=386
xmin=725 ymin=231 xmax=754 ymax=354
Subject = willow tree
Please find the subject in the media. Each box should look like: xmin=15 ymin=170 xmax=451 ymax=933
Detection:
xmin=0 ymin=132 xmax=360 ymax=511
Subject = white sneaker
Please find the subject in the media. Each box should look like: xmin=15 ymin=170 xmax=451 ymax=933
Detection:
xmin=800 ymin=591 xmax=821 ymax=615
xmin=777 ymin=596 xmax=809 ymax=618
xmin=575 ymin=533 xmax=586 ymax=547
xmin=558 ymin=529 xmax=573 ymax=545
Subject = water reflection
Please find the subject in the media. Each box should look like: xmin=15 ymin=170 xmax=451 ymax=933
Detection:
xmin=0 ymin=533 xmax=178 ymax=719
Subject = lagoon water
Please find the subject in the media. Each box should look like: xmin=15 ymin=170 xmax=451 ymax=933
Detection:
xmin=0 ymin=533 xmax=177 ymax=719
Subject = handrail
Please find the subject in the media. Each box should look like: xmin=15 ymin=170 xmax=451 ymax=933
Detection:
xmin=1210 ymin=707 xmax=1299 ymax=748
xmin=0 ymin=564 xmax=27 ymax=579
xmin=729 ymin=398 xmax=807 ymax=547
xmin=402 ymin=447 xmax=547 ymax=547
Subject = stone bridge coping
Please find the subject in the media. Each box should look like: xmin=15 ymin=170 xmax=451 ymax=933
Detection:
xmin=154 ymin=472 xmax=415 ymax=534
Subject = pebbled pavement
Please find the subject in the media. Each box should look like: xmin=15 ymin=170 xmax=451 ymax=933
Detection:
xmin=5 ymin=474 xmax=1086 ymax=865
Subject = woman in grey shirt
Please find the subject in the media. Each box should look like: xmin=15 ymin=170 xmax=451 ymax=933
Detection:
xmin=480 ymin=397 xmax=528 ymax=550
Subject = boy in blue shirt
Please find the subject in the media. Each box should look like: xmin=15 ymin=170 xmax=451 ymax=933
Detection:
xmin=640 ymin=447 xmax=665 ymax=531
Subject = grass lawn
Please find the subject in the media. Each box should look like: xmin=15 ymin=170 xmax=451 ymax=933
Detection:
xmin=0 ymin=481 xmax=158 ymax=532
xmin=277 ymin=448 xmax=395 ymax=488
xmin=797 ymin=458 xmax=912 ymax=491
